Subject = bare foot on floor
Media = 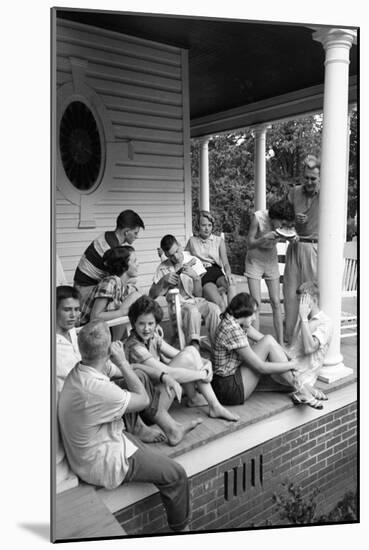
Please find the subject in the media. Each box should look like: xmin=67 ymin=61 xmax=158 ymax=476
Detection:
xmin=209 ymin=404 xmax=239 ymax=422
xmin=137 ymin=425 xmax=167 ymax=443
xmin=167 ymin=418 xmax=203 ymax=446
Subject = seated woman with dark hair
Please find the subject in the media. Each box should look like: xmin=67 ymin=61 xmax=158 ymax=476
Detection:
xmin=211 ymin=292 xmax=297 ymax=406
xmin=80 ymin=246 xmax=141 ymax=339
xmin=125 ymin=295 xmax=239 ymax=422
xmin=245 ymin=198 xmax=296 ymax=345
xmin=185 ymin=210 xmax=236 ymax=311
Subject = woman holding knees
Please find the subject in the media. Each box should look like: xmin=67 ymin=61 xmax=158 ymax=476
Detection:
xmin=211 ymin=293 xmax=297 ymax=406
xmin=185 ymin=210 xmax=236 ymax=311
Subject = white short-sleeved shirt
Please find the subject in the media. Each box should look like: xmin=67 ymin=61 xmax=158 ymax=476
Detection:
xmin=58 ymin=363 xmax=137 ymax=489
xmin=56 ymin=328 xmax=81 ymax=394
xmin=185 ymin=234 xmax=223 ymax=268
xmin=153 ymin=251 xmax=206 ymax=303
xmin=288 ymin=310 xmax=332 ymax=386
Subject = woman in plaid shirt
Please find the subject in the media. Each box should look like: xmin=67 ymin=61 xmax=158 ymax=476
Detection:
xmin=211 ymin=293 xmax=297 ymax=406
xmin=80 ymin=246 xmax=141 ymax=339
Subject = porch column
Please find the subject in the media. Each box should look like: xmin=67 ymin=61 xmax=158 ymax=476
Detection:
xmin=313 ymin=28 xmax=357 ymax=383
xmin=253 ymin=124 xmax=269 ymax=211
xmin=199 ymin=137 xmax=210 ymax=211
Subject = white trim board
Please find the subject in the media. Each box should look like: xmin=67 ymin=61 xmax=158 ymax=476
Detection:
xmin=99 ymin=382 xmax=356 ymax=513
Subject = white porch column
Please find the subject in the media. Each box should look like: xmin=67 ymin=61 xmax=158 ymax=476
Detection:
xmin=199 ymin=137 xmax=210 ymax=211
xmin=313 ymin=28 xmax=357 ymax=383
xmin=253 ymin=125 xmax=269 ymax=211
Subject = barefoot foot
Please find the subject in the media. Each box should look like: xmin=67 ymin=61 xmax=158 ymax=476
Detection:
xmin=137 ymin=424 xmax=167 ymax=443
xmin=209 ymin=404 xmax=239 ymax=422
xmin=167 ymin=418 xmax=203 ymax=446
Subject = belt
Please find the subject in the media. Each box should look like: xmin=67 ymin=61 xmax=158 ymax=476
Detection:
xmin=298 ymin=237 xmax=318 ymax=243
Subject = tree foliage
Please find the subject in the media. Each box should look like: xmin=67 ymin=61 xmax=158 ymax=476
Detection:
xmin=190 ymin=111 xmax=358 ymax=274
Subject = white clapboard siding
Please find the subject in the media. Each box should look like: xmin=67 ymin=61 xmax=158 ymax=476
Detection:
xmin=55 ymin=19 xmax=190 ymax=292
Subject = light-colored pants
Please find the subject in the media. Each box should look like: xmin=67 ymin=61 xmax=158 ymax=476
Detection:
xmin=283 ymin=242 xmax=318 ymax=342
xmin=181 ymin=298 xmax=220 ymax=345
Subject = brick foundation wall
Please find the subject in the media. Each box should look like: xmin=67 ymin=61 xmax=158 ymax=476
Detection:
xmin=115 ymin=403 xmax=357 ymax=535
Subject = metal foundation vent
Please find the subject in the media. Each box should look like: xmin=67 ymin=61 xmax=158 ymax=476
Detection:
xmin=224 ymin=454 xmax=263 ymax=501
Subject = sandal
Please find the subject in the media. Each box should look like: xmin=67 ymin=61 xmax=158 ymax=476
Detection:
xmin=290 ymin=392 xmax=323 ymax=410
xmin=311 ymin=388 xmax=328 ymax=401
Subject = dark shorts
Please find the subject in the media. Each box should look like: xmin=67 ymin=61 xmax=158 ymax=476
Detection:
xmin=211 ymin=369 xmax=245 ymax=405
xmin=201 ymin=264 xmax=224 ymax=286
xmin=114 ymin=366 xmax=160 ymax=423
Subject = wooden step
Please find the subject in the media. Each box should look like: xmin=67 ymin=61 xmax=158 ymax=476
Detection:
xmin=53 ymin=484 xmax=126 ymax=541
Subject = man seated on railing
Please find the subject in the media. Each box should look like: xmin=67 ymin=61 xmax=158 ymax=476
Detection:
xmin=58 ymin=320 xmax=191 ymax=532
xmin=149 ymin=234 xmax=221 ymax=350
xmin=56 ymin=286 xmax=201 ymax=445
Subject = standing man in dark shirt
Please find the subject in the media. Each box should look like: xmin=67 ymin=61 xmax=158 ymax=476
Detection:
xmin=74 ymin=210 xmax=145 ymax=307
xmin=283 ymin=155 xmax=320 ymax=344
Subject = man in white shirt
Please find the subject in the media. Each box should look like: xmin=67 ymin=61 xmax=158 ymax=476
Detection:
xmin=58 ymin=320 xmax=190 ymax=532
xmin=150 ymin=234 xmax=221 ymax=348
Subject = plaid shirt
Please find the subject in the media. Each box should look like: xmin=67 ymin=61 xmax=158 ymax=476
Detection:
xmin=125 ymin=329 xmax=163 ymax=365
xmin=212 ymin=313 xmax=250 ymax=376
xmin=80 ymin=275 xmax=137 ymax=325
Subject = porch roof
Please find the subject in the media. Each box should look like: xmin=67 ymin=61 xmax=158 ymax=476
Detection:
xmin=56 ymin=9 xmax=358 ymax=136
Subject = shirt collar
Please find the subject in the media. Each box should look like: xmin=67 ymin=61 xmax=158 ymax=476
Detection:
xmin=198 ymin=234 xmax=214 ymax=244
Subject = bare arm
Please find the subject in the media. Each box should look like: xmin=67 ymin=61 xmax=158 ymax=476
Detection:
xmin=237 ymin=345 xmax=295 ymax=375
xmin=298 ymin=295 xmax=320 ymax=354
xmin=109 ymin=342 xmax=150 ymax=412
xmin=149 ymin=272 xmax=179 ymax=299
xmin=90 ymin=291 xmax=141 ymax=321
xmin=247 ymin=214 xmax=278 ymax=250
xmin=219 ymin=238 xmax=233 ymax=282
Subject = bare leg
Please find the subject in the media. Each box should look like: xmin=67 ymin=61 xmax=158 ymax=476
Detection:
xmin=239 ymin=365 xmax=261 ymax=400
xmin=252 ymin=334 xmax=289 ymax=362
xmin=217 ymin=275 xmax=236 ymax=308
xmin=153 ymin=385 xmax=202 ymax=446
xmin=131 ymin=416 xmax=166 ymax=443
xmin=247 ymin=277 xmax=261 ymax=330
xmin=265 ymin=278 xmax=284 ymax=345
xmin=203 ymin=282 xmax=225 ymax=310
xmin=196 ymin=380 xmax=239 ymax=421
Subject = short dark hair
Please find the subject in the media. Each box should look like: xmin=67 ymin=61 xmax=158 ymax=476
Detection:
xmin=297 ymin=281 xmax=320 ymax=300
xmin=160 ymin=234 xmax=178 ymax=253
xmin=116 ymin=210 xmax=145 ymax=230
xmin=128 ymin=295 xmax=163 ymax=326
xmin=268 ymin=199 xmax=295 ymax=222
xmin=224 ymin=292 xmax=258 ymax=319
xmin=102 ymin=246 xmax=135 ymax=276
xmin=56 ymin=285 xmax=80 ymax=309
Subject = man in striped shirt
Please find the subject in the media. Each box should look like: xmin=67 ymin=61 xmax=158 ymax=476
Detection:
xmin=74 ymin=210 xmax=145 ymax=307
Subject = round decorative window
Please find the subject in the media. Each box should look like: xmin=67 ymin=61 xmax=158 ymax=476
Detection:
xmin=59 ymin=101 xmax=103 ymax=191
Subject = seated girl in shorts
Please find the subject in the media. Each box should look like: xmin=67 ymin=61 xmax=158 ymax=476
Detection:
xmin=245 ymin=199 xmax=296 ymax=344
xmin=185 ymin=211 xmax=236 ymax=311
xmin=80 ymin=245 xmax=141 ymax=340
xmin=125 ymin=295 xmax=239 ymax=422
xmin=211 ymin=292 xmax=297 ymax=406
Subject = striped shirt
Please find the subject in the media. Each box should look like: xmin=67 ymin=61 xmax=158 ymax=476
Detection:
xmin=74 ymin=231 xmax=121 ymax=286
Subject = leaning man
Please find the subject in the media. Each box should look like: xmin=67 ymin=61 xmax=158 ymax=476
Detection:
xmin=58 ymin=319 xmax=190 ymax=532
